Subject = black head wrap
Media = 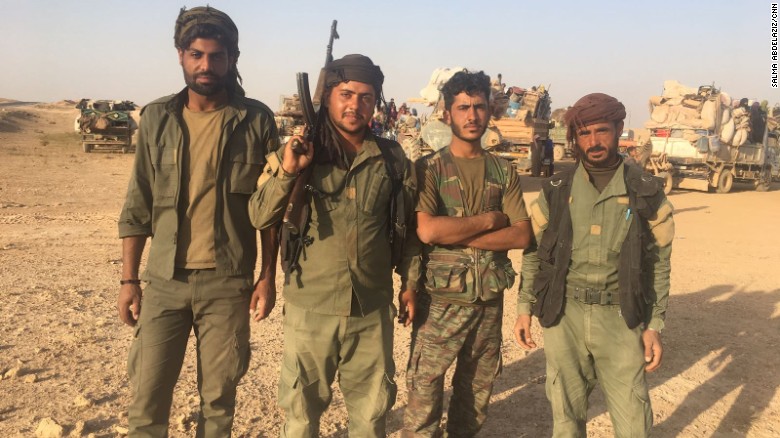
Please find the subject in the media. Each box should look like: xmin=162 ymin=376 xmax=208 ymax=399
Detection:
xmin=313 ymin=54 xmax=384 ymax=169
xmin=322 ymin=54 xmax=384 ymax=97
xmin=564 ymin=93 xmax=626 ymax=143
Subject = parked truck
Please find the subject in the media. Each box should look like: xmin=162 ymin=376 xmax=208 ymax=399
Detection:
xmin=75 ymin=99 xmax=137 ymax=153
xmin=644 ymin=81 xmax=778 ymax=193
xmin=548 ymin=121 xmax=571 ymax=161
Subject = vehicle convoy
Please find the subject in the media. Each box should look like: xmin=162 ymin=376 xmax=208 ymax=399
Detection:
xmin=75 ymin=99 xmax=137 ymax=153
xmin=408 ymin=68 xmax=554 ymax=176
xmin=643 ymin=80 xmax=779 ymax=194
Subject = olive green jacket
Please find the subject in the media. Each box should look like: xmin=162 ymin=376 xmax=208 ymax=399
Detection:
xmin=118 ymin=88 xmax=279 ymax=280
xmin=518 ymin=163 xmax=674 ymax=331
xmin=249 ymin=134 xmax=421 ymax=317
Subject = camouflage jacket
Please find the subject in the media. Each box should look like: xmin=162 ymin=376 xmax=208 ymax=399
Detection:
xmin=420 ymin=147 xmax=516 ymax=305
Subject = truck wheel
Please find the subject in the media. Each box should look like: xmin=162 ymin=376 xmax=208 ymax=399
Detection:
xmin=755 ymin=167 xmax=772 ymax=192
xmin=121 ymin=146 xmax=130 ymax=154
xmin=657 ymin=171 xmax=673 ymax=195
xmin=716 ymin=170 xmax=733 ymax=194
xmin=553 ymin=144 xmax=565 ymax=161
xmin=83 ymin=143 xmax=92 ymax=153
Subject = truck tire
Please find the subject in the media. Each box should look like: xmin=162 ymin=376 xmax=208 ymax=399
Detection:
xmin=715 ymin=170 xmax=733 ymax=194
xmin=83 ymin=143 xmax=92 ymax=153
xmin=755 ymin=167 xmax=772 ymax=192
xmin=553 ymin=144 xmax=565 ymax=161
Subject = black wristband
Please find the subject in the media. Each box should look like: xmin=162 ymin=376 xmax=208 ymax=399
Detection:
xmin=120 ymin=279 xmax=141 ymax=285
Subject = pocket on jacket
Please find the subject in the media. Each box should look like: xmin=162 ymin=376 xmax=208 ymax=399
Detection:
xmin=150 ymin=144 xmax=176 ymax=168
xmin=531 ymin=259 xmax=556 ymax=320
xmin=152 ymin=163 xmax=177 ymax=204
xmin=362 ymin=171 xmax=391 ymax=216
xmin=481 ymin=260 xmax=516 ymax=296
xmin=609 ymin=205 xmax=633 ymax=252
xmin=229 ymin=160 xmax=262 ymax=194
xmin=424 ymin=262 xmax=468 ymax=293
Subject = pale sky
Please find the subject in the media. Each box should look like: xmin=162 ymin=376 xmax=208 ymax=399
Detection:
xmin=0 ymin=0 xmax=774 ymax=128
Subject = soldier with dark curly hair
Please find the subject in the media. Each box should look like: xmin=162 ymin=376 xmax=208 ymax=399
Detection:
xmin=402 ymin=70 xmax=532 ymax=437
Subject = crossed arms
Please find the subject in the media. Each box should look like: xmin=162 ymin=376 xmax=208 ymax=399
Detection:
xmin=416 ymin=210 xmax=531 ymax=251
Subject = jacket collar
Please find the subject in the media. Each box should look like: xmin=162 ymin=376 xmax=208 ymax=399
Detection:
xmin=574 ymin=159 xmax=627 ymax=199
xmin=350 ymin=131 xmax=383 ymax=170
xmin=164 ymin=87 xmax=246 ymax=123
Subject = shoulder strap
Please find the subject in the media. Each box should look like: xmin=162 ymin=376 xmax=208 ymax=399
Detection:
xmin=543 ymin=167 xmax=575 ymax=226
xmin=375 ymin=138 xmax=406 ymax=268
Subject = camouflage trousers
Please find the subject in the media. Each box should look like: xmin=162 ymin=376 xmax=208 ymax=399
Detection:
xmin=402 ymin=297 xmax=503 ymax=438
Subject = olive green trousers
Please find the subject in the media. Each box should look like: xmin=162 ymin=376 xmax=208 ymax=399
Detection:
xmin=543 ymin=299 xmax=653 ymax=438
xmin=278 ymin=302 xmax=397 ymax=438
xmin=127 ymin=269 xmax=252 ymax=437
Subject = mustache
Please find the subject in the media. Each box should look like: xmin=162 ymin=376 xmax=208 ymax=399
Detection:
xmin=194 ymin=72 xmax=218 ymax=80
xmin=588 ymin=145 xmax=607 ymax=153
xmin=343 ymin=111 xmax=364 ymax=119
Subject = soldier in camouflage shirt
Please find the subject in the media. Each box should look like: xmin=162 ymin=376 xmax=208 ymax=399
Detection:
xmin=402 ymin=71 xmax=532 ymax=437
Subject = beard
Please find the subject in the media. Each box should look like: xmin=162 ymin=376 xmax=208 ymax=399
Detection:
xmin=183 ymin=70 xmax=227 ymax=97
xmin=579 ymin=144 xmax=619 ymax=167
xmin=451 ymin=121 xmax=487 ymax=144
xmin=332 ymin=111 xmax=368 ymax=136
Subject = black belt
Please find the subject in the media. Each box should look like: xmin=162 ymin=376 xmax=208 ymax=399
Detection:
xmin=566 ymin=286 xmax=620 ymax=305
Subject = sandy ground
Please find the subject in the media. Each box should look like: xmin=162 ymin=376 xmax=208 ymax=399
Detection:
xmin=0 ymin=103 xmax=779 ymax=437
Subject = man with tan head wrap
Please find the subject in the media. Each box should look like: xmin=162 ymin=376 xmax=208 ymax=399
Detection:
xmin=249 ymin=54 xmax=420 ymax=437
xmin=117 ymin=6 xmax=279 ymax=436
xmin=513 ymin=93 xmax=674 ymax=437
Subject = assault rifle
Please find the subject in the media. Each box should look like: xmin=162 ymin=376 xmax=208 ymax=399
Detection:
xmin=279 ymin=20 xmax=339 ymax=281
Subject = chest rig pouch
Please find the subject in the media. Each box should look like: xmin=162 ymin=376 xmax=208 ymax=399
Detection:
xmin=422 ymin=148 xmax=515 ymax=304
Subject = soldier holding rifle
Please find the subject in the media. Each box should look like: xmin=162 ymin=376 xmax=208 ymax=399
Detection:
xmin=249 ymin=52 xmax=420 ymax=437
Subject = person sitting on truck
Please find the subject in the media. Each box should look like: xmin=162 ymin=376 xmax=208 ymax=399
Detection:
xmin=750 ymin=101 xmax=766 ymax=143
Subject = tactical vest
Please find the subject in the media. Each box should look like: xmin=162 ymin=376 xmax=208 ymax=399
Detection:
xmin=531 ymin=163 xmax=665 ymax=329
xmin=421 ymin=147 xmax=516 ymax=304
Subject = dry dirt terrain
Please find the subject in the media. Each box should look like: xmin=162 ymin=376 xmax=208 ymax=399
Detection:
xmin=1 ymin=102 xmax=779 ymax=437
